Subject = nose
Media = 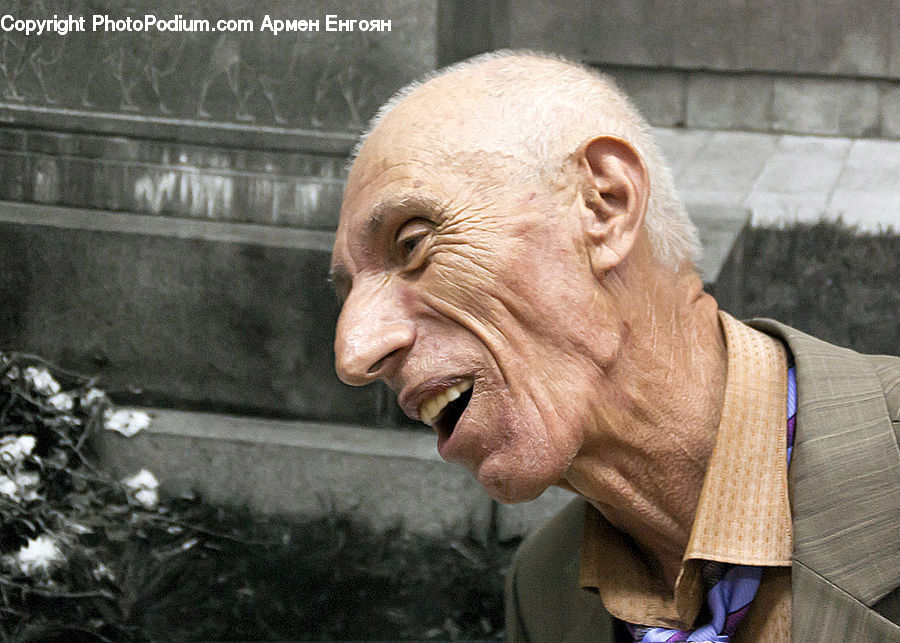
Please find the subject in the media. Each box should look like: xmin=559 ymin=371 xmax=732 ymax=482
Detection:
xmin=334 ymin=280 xmax=415 ymax=386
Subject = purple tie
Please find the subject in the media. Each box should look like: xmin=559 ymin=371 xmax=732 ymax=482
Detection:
xmin=627 ymin=366 xmax=797 ymax=642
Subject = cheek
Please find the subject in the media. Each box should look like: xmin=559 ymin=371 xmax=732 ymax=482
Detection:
xmin=426 ymin=248 xmax=509 ymax=319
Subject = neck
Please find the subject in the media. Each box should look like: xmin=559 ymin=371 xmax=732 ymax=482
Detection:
xmin=563 ymin=264 xmax=727 ymax=588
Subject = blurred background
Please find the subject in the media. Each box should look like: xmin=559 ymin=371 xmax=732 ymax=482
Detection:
xmin=0 ymin=0 xmax=897 ymax=639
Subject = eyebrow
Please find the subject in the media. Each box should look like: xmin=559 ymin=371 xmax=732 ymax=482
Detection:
xmin=364 ymin=194 xmax=445 ymax=240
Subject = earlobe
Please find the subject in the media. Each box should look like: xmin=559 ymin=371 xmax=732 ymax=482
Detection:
xmin=576 ymin=136 xmax=649 ymax=276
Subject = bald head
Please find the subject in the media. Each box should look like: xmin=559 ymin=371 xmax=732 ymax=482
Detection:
xmin=352 ymin=51 xmax=699 ymax=269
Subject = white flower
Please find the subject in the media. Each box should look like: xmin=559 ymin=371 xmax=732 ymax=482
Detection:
xmin=133 ymin=488 xmax=159 ymax=509
xmin=92 ymin=562 xmax=115 ymax=582
xmin=81 ymin=387 xmax=107 ymax=407
xmin=0 ymin=469 xmax=41 ymax=502
xmin=13 ymin=535 xmax=65 ymax=577
xmin=0 ymin=475 xmax=18 ymax=500
xmin=23 ymin=367 xmax=60 ymax=396
xmin=69 ymin=522 xmax=92 ymax=535
xmin=47 ymin=392 xmax=74 ymax=412
xmin=15 ymin=470 xmax=41 ymax=501
xmin=122 ymin=469 xmax=160 ymax=509
xmin=103 ymin=409 xmax=151 ymax=437
xmin=122 ymin=469 xmax=159 ymax=491
xmin=0 ymin=435 xmax=36 ymax=464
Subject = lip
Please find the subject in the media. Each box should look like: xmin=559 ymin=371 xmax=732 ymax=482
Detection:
xmin=398 ymin=375 xmax=473 ymax=421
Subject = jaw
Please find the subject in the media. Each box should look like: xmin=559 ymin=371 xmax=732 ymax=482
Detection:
xmin=451 ymin=389 xmax=586 ymax=504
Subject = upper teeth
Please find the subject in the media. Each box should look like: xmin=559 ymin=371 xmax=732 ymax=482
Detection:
xmin=419 ymin=381 xmax=473 ymax=427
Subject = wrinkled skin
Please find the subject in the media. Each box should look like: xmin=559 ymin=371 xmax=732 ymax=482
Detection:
xmin=333 ymin=142 xmax=621 ymax=503
xmin=332 ymin=77 xmax=726 ymax=585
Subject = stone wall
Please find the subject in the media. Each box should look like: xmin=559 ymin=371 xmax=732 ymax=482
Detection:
xmin=0 ymin=0 xmax=436 ymax=424
xmin=446 ymin=0 xmax=900 ymax=139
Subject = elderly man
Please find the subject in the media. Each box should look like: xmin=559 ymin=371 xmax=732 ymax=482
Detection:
xmin=330 ymin=52 xmax=900 ymax=642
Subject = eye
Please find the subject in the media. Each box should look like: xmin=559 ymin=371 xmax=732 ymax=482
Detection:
xmin=394 ymin=218 xmax=431 ymax=265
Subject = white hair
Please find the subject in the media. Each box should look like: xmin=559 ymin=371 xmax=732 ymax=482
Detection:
xmin=353 ymin=50 xmax=700 ymax=270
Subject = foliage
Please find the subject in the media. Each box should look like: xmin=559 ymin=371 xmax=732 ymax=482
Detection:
xmin=0 ymin=352 xmax=512 ymax=641
xmin=713 ymin=222 xmax=898 ymax=355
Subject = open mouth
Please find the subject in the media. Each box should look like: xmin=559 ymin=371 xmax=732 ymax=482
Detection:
xmin=419 ymin=381 xmax=473 ymax=439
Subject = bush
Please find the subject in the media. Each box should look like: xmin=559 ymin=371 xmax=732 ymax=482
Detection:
xmin=0 ymin=352 xmax=513 ymax=641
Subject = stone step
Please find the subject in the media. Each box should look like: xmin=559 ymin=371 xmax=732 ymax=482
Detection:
xmin=0 ymin=200 xmax=383 ymax=424
xmin=93 ymin=406 xmax=575 ymax=541
xmin=653 ymin=127 xmax=900 ymax=233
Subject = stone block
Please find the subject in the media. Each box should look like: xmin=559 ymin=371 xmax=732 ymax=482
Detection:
xmin=0 ymin=151 xmax=25 ymax=201
xmin=747 ymin=135 xmax=850 ymax=200
xmin=827 ymin=140 xmax=900 ymax=229
xmin=675 ymin=131 xmax=779 ymax=205
xmin=509 ymin=1 xmax=898 ymax=79
xmin=889 ymin=16 xmax=900 ymax=79
xmin=93 ymin=409 xmax=494 ymax=539
xmin=508 ymin=2 xmax=583 ymax=61
xmin=744 ymin=135 xmax=851 ymax=227
xmin=0 ymin=129 xmax=26 ymax=151
xmin=27 ymin=153 xmax=63 ymax=204
xmin=72 ymin=134 xmax=142 ymax=163
xmin=650 ymin=128 xmax=711 ymax=177
xmin=689 ymin=204 xmax=750 ymax=283
xmin=496 ymin=486 xmax=576 ymax=541
xmin=0 ymin=128 xmax=349 ymax=227
xmin=0 ymin=203 xmax=380 ymax=424
xmin=271 ymin=178 xmax=345 ymax=230
xmin=27 ymin=130 xmax=78 ymax=156
xmin=771 ymin=78 xmax=880 ymax=137
xmin=881 ymin=85 xmax=900 ymax=138
xmin=93 ymin=161 xmax=131 ymax=212
xmin=58 ymin=157 xmax=98 ymax=209
xmin=0 ymin=0 xmax=437 ymax=131
xmin=609 ymin=69 xmax=686 ymax=127
xmin=685 ymin=74 xmax=773 ymax=132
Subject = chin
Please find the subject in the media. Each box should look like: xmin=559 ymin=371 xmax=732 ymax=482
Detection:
xmin=475 ymin=457 xmax=560 ymax=504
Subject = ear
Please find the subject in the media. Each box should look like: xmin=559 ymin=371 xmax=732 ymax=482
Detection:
xmin=574 ymin=136 xmax=649 ymax=276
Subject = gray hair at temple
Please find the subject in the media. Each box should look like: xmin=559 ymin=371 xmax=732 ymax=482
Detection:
xmin=353 ymin=50 xmax=700 ymax=271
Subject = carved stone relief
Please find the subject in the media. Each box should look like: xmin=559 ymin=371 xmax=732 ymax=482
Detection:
xmin=0 ymin=0 xmax=436 ymax=131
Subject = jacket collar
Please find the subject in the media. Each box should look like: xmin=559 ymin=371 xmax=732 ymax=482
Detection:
xmin=748 ymin=319 xmax=900 ymax=606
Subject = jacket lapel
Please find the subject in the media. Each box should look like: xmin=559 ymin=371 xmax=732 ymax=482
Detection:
xmin=792 ymin=561 xmax=900 ymax=641
xmin=749 ymin=320 xmax=900 ymax=637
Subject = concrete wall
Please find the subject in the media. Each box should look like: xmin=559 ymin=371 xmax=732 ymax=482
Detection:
xmin=0 ymin=0 xmax=436 ymax=425
xmin=446 ymin=0 xmax=900 ymax=139
xmin=510 ymin=1 xmax=900 ymax=79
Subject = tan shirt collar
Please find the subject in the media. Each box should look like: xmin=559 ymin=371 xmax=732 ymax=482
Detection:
xmin=579 ymin=312 xmax=792 ymax=628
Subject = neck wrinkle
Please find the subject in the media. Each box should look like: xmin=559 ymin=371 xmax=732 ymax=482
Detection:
xmin=563 ymin=272 xmax=727 ymax=588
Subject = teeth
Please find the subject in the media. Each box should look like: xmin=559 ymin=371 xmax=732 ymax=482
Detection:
xmin=419 ymin=380 xmax=473 ymax=427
